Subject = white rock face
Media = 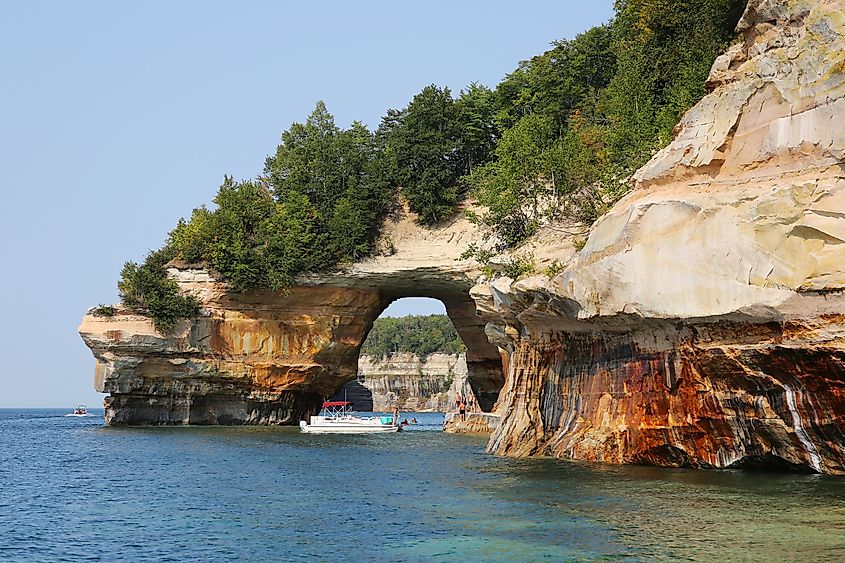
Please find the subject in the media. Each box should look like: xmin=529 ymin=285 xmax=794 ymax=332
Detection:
xmin=355 ymin=352 xmax=473 ymax=412
xmin=509 ymin=0 xmax=845 ymax=326
xmin=471 ymin=0 xmax=845 ymax=473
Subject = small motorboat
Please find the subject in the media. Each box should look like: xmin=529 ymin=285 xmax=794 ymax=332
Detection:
xmin=65 ymin=404 xmax=89 ymax=417
xmin=299 ymin=401 xmax=400 ymax=434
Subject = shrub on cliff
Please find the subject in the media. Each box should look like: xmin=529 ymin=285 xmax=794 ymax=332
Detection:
xmin=118 ymin=247 xmax=200 ymax=332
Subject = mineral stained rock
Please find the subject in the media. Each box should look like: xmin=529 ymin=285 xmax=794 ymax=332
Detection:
xmin=79 ymin=0 xmax=845 ymax=474
xmin=79 ymin=205 xmax=504 ymax=425
xmin=476 ymin=0 xmax=845 ymax=473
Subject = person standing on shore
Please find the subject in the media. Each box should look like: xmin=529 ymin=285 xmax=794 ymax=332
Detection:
xmin=459 ymin=399 xmax=466 ymax=422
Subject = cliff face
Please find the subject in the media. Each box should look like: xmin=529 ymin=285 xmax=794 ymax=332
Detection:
xmin=79 ymin=205 xmax=504 ymax=425
xmin=477 ymin=0 xmax=845 ymax=473
xmin=354 ymin=352 xmax=469 ymax=412
xmin=78 ymin=0 xmax=845 ymax=474
xmin=79 ymin=276 xmax=382 ymax=425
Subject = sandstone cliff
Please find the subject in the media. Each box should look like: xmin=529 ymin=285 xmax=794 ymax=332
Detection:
xmin=78 ymin=0 xmax=845 ymax=475
xmin=351 ymin=352 xmax=470 ymax=412
xmin=79 ymin=205 xmax=504 ymax=425
xmin=476 ymin=0 xmax=845 ymax=473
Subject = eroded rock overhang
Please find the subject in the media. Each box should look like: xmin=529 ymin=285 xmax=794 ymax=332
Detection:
xmin=473 ymin=0 xmax=845 ymax=473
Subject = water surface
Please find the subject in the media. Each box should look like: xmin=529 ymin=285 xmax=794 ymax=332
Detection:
xmin=1 ymin=409 xmax=843 ymax=561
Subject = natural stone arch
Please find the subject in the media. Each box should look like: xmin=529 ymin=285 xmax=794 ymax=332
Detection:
xmin=78 ymin=205 xmax=506 ymax=424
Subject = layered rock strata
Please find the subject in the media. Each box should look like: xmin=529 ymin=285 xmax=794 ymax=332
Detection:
xmin=339 ymin=352 xmax=471 ymax=412
xmin=79 ymin=205 xmax=505 ymax=425
xmin=78 ymin=0 xmax=845 ymax=475
xmin=476 ymin=0 xmax=845 ymax=473
xmin=443 ymin=412 xmax=502 ymax=435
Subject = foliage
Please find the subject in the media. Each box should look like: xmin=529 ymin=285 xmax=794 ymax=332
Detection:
xmin=603 ymin=0 xmax=747 ymax=171
xmin=501 ymin=253 xmax=536 ymax=280
xmin=115 ymin=3 xmax=744 ymax=323
xmin=379 ymin=84 xmax=497 ymax=224
xmin=167 ymin=102 xmax=392 ymax=294
xmin=360 ymin=314 xmax=466 ymax=360
xmin=542 ymin=259 xmax=566 ymax=277
xmin=91 ymin=305 xmax=115 ymax=317
xmin=118 ymin=247 xmax=200 ymax=332
xmin=466 ymin=0 xmax=744 ymax=258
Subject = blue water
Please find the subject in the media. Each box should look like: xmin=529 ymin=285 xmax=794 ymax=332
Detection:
xmin=1 ymin=409 xmax=844 ymax=562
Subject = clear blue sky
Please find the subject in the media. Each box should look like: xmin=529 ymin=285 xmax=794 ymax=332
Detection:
xmin=0 ymin=1 xmax=613 ymax=407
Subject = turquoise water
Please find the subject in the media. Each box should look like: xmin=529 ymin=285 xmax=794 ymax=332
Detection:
xmin=1 ymin=409 xmax=844 ymax=562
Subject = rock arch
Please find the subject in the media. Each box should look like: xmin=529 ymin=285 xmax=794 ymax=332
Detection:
xmin=78 ymin=206 xmax=505 ymax=425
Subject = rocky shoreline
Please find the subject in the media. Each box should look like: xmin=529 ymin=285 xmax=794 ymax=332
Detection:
xmin=79 ymin=0 xmax=845 ymax=474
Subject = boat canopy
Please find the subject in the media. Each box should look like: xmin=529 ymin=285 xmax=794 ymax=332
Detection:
xmin=322 ymin=401 xmax=353 ymax=408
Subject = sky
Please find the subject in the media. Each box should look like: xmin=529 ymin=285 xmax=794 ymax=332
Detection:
xmin=0 ymin=1 xmax=614 ymax=407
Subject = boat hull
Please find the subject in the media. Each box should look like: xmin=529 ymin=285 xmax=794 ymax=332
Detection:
xmin=299 ymin=419 xmax=399 ymax=434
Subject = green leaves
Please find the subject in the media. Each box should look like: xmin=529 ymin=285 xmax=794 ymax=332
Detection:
xmin=117 ymin=247 xmax=200 ymax=333
xmin=361 ymin=314 xmax=466 ymax=360
xmin=379 ymin=83 xmax=497 ymax=225
xmin=164 ymin=102 xmax=390 ymax=296
xmin=467 ymin=0 xmax=744 ymax=257
xmin=118 ymin=2 xmax=745 ymax=320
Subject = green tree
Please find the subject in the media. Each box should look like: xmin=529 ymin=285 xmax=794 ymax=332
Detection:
xmin=118 ymin=247 xmax=200 ymax=332
xmin=455 ymin=82 xmax=497 ymax=174
xmin=361 ymin=314 xmax=466 ymax=359
xmin=383 ymin=84 xmax=463 ymax=224
xmin=468 ymin=113 xmax=556 ymax=248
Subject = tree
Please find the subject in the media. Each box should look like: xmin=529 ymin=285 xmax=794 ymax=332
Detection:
xmin=467 ymin=113 xmax=555 ymax=248
xmin=455 ymin=82 xmax=497 ymax=174
xmin=382 ymin=84 xmax=463 ymax=224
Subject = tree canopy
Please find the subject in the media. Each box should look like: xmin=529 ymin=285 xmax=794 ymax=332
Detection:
xmin=116 ymin=1 xmax=745 ymax=328
xmin=360 ymin=315 xmax=466 ymax=360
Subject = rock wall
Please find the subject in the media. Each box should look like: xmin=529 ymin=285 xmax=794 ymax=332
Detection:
xmin=78 ymin=0 xmax=845 ymax=474
xmin=79 ymin=277 xmax=384 ymax=425
xmin=477 ymin=0 xmax=845 ymax=473
xmin=352 ymin=352 xmax=470 ymax=412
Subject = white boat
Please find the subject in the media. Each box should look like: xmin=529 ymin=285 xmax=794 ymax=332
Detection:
xmin=65 ymin=404 xmax=88 ymax=417
xmin=299 ymin=401 xmax=400 ymax=434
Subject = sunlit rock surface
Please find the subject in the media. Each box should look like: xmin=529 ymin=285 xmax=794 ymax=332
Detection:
xmin=477 ymin=0 xmax=845 ymax=473
xmin=79 ymin=204 xmax=504 ymax=425
xmin=78 ymin=0 xmax=845 ymax=474
xmin=443 ymin=412 xmax=502 ymax=435
xmin=351 ymin=352 xmax=469 ymax=412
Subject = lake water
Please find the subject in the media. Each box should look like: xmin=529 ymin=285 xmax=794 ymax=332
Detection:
xmin=1 ymin=409 xmax=844 ymax=561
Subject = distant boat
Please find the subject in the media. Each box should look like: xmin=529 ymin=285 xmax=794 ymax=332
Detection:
xmin=65 ymin=404 xmax=88 ymax=417
xmin=299 ymin=401 xmax=400 ymax=434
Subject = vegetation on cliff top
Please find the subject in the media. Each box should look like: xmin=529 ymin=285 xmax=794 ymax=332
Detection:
xmin=116 ymin=0 xmax=744 ymax=329
xmin=361 ymin=315 xmax=466 ymax=360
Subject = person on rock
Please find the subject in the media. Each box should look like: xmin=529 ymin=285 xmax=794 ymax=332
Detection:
xmin=459 ymin=399 xmax=467 ymax=422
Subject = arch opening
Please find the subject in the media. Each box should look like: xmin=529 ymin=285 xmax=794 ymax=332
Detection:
xmin=330 ymin=295 xmax=505 ymax=413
